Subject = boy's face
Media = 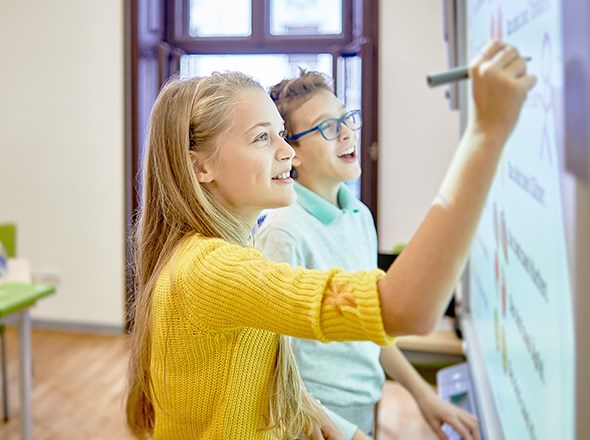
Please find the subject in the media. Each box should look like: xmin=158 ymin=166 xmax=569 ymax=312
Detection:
xmin=289 ymin=90 xmax=361 ymax=197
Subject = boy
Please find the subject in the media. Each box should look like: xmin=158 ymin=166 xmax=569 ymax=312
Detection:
xmin=257 ymin=71 xmax=479 ymax=440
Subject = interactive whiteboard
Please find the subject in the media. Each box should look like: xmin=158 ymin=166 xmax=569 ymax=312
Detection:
xmin=454 ymin=0 xmax=590 ymax=438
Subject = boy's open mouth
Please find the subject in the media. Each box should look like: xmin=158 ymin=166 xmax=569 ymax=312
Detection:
xmin=337 ymin=146 xmax=356 ymax=159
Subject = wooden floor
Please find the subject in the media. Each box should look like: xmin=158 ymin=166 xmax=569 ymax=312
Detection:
xmin=0 ymin=327 xmax=133 ymax=440
xmin=0 ymin=327 xmax=439 ymax=440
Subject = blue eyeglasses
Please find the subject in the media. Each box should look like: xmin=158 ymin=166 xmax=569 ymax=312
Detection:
xmin=285 ymin=109 xmax=362 ymax=142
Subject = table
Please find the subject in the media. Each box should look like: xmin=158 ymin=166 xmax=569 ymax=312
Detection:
xmin=0 ymin=259 xmax=55 ymax=440
xmin=396 ymin=316 xmax=464 ymax=355
xmin=395 ymin=316 xmax=465 ymax=384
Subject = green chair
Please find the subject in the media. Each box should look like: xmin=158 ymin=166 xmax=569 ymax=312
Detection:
xmin=0 ymin=223 xmax=16 ymax=423
xmin=0 ymin=224 xmax=16 ymax=260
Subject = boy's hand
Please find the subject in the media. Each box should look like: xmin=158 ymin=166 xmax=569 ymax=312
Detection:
xmin=416 ymin=391 xmax=480 ymax=440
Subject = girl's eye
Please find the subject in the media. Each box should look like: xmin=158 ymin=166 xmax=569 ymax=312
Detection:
xmin=255 ymin=132 xmax=269 ymax=142
xmin=279 ymin=130 xmax=287 ymax=139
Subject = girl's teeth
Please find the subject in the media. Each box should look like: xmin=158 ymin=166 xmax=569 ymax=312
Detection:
xmin=274 ymin=171 xmax=290 ymax=179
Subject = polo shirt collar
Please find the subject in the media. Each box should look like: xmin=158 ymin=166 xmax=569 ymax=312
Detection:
xmin=294 ymin=182 xmax=360 ymax=225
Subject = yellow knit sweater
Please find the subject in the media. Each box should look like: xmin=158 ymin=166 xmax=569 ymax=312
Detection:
xmin=150 ymin=234 xmax=392 ymax=439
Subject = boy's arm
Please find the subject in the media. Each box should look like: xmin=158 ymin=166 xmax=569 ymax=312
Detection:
xmin=379 ymin=345 xmax=479 ymax=440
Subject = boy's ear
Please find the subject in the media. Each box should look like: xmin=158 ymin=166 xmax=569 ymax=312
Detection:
xmin=189 ymin=151 xmax=214 ymax=183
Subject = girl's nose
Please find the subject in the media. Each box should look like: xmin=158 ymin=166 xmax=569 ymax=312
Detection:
xmin=277 ymin=137 xmax=295 ymax=161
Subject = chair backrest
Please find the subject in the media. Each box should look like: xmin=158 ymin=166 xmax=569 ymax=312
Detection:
xmin=0 ymin=223 xmax=16 ymax=257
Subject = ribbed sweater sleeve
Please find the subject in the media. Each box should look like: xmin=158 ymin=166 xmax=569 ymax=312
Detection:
xmin=174 ymin=235 xmax=392 ymax=345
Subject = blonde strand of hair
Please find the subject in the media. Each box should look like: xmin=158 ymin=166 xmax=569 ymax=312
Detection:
xmin=266 ymin=335 xmax=324 ymax=438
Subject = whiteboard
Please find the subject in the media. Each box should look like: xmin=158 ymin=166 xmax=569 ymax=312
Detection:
xmin=457 ymin=0 xmax=590 ymax=439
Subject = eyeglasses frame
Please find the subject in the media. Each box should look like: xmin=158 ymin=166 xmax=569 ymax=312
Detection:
xmin=285 ymin=109 xmax=362 ymax=142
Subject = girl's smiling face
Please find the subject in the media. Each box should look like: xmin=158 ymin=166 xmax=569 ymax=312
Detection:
xmin=196 ymin=88 xmax=297 ymax=225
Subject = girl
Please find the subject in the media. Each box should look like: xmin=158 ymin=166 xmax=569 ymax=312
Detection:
xmin=125 ymin=40 xmax=535 ymax=439
xmin=258 ymin=70 xmax=478 ymax=440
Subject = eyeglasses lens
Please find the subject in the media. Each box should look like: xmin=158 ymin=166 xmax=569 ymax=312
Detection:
xmin=317 ymin=111 xmax=362 ymax=141
xmin=344 ymin=111 xmax=362 ymax=130
xmin=319 ymin=120 xmax=340 ymax=140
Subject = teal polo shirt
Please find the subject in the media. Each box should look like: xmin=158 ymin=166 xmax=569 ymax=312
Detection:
xmin=293 ymin=182 xmax=361 ymax=225
xmin=255 ymin=182 xmax=384 ymax=439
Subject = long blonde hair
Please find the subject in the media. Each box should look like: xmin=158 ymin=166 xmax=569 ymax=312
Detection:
xmin=126 ymin=72 xmax=322 ymax=439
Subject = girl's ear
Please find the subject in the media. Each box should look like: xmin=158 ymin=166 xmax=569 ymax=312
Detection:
xmin=195 ymin=167 xmax=214 ymax=184
xmin=189 ymin=151 xmax=214 ymax=183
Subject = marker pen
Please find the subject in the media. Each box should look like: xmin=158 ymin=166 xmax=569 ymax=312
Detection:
xmin=427 ymin=57 xmax=532 ymax=87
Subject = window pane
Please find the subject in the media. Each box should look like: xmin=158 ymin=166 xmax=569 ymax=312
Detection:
xmin=189 ymin=0 xmax=251 ymax=37
xmin=337 ymin=55 xmax=362 ymax=198
xmin=336 ymin=56 xmax=361 ymax=112
xmin=270 ymin=0 xmax=343 ymax=36
xmin=180 ymin=54 xmax=332 ymax=90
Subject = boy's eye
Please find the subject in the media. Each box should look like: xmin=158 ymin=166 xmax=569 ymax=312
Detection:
xmin=279 ymin=130 xmax=287 ymax=139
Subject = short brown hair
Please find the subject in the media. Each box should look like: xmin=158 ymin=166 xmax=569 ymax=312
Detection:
xmin=269 ymin=70 xmax=334 ymax=145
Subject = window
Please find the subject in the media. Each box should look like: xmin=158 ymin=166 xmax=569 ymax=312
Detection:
xmin=126 ymin=0 xmax=379 ymax=319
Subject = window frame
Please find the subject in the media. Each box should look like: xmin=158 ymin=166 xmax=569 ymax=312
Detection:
xmin=167 ymin=0 xmax=354 ymax=53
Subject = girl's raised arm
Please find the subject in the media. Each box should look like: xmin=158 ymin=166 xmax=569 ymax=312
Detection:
xmin=378 ymin=40 xmax=537 ymax=336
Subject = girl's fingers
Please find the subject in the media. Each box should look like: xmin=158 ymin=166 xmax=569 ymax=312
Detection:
xmin=491 ymin=45 xmax=521 ymax=69
xmin=308 ymin=424 xmax=325 ymax=440
xmin=471 ymin=39 xmax=506 ymax=67
xmin=504 ymin=56 xmax=527 ymax=77
xmin=519 ymin=72 xmax=538 ymax=91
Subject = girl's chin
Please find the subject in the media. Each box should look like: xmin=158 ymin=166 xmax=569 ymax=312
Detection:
xmin=275 ymin=193 xmax=298 ymax=208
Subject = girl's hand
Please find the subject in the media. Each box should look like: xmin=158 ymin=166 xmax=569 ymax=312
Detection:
xmin=416 ymin=391 xmax=480 ymax=440
xmin=307 ymin=411 xmax=342 ymax=440
xmin=351 ymin=428 xmax=372 ymax=440
xmin=468 ymin=39 xmax=537 ymax=145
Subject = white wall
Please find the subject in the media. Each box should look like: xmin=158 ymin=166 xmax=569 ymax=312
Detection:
xmin=378 ymin=0 xmax=460 ymax=252
xmin=0 ymin=1 xmax=125 ymax=328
